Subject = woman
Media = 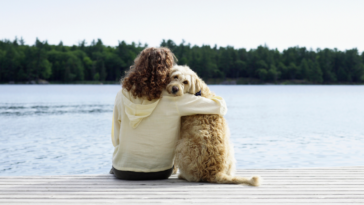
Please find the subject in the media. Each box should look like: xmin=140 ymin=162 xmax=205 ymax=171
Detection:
xmin=111 ymin=47 xmax=227 ymax=180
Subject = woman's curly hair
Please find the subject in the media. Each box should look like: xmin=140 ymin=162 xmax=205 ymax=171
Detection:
xmin=121 ymin=47 xmax=177 ymax=101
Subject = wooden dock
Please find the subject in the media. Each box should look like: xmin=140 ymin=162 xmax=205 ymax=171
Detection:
xmin=0 ymin=167 xmax=363 ymax=204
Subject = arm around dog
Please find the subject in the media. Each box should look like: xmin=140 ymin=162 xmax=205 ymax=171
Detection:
xmin=175 ymin=94 xmax=227 ymax=116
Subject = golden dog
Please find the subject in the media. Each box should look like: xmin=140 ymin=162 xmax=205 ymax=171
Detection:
xmin=167 ymin=65 xmax=262 ymax=186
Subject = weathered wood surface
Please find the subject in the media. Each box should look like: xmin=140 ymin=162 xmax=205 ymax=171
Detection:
xmin=0 ymin=167 xmax=363 ymax=204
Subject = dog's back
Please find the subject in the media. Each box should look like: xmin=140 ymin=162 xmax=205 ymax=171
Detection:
xmin=176 ymin=113 xmax=261 ymax=186
xmin=176 ymin=114 xmax=229 ymax=182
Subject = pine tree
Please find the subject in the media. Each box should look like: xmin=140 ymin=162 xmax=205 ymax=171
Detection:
xmin=311 ymin=61 xmax=323 ymax=83
xmin=300 ymin=59 xmax=309 ymax=81
xmin=268 ymin=64 xmax=281 ymax=82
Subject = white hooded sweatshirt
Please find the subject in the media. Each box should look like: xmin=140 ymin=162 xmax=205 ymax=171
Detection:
xmin=111 ymin=88 xmax=227 ymax=172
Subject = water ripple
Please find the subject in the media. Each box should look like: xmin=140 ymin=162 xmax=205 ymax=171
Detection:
xmin=0 ymin=104 xmax=113 ymax=116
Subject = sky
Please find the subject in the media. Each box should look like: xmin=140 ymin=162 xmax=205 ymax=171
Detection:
xmin=1 ymin=0 xmax=364 ymax=51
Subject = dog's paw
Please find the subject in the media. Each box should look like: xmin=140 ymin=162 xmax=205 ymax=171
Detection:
xmin=250 ymin=176 xmax=263 ymax=186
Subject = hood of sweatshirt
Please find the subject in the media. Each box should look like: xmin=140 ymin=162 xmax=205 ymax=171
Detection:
xmin=121 ymin=92 xmax=160 ymax=129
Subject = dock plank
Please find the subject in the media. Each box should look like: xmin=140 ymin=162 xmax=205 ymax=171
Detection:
xmin=0 ymin=167 xmax=363 ymax=204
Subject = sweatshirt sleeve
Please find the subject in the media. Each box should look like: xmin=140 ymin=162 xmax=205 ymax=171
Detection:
xmin=111 ymin=92 xmax=122 ymax=147
xmin=176 ymin=94 xmax=227 ymax=116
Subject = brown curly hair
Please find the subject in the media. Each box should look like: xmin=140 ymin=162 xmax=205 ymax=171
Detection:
xmin=121 ymin=47 xmax=177 ymax=101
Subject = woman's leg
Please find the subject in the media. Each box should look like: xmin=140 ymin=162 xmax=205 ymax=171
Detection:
xmin=111 ymin=166 xmax=173 ymax=180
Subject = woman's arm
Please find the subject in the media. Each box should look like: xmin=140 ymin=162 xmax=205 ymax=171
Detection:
xmin=111 ymin=92 xmax=122 ymax=147
xmin=176 ymin=94 xmax=227 ymax=116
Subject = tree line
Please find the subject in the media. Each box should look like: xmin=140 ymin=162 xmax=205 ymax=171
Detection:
xmin=1 ymin=38 xmax=364 ymax=84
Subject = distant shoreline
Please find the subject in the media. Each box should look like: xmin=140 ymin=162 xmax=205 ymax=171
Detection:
xmin=2 ymin=39 xmax=364 ymax=85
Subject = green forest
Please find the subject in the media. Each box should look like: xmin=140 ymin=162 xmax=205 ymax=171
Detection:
xmin=1 ymin=38 xmax=364 ymax=84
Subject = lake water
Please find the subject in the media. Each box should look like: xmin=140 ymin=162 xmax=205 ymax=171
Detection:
xmin=0 ymin=85 xmax=363 ymax=176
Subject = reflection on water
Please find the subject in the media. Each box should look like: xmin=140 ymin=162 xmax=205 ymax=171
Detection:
xmin=0 ymin=85 xmax=363 ymax=176
xmin=0 ymin=104 xmax=112 ymax=116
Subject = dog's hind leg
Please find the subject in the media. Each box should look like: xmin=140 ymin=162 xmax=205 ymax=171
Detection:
xmin=178 ymin=172 xmax=201 ymax=182
xmin=178 ymin=173 xmax=186 ymax=180
xmin=211 ymin=172 xmax=262 ymax=186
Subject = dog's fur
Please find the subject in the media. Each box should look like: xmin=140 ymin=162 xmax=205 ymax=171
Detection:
xmin=167 ymin=65 xmax=262 ymax=186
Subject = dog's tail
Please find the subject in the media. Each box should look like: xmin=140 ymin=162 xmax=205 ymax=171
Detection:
xmin=211 ymin=173 xmax=262 ymax=186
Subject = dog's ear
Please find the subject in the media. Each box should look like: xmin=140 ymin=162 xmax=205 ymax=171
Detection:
xmin=170 ymin=66 xmax=178 ymax=77
xmin=189 ymin=74 xmax=202 ymax=95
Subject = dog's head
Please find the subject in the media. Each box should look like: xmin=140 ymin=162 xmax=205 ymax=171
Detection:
xmin=166 ymin=65 xmax=202 ymax=96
